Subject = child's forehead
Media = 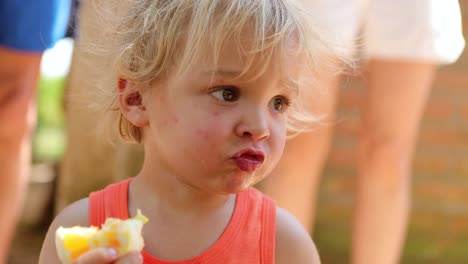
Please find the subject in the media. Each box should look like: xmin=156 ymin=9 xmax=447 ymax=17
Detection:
xmin=179 ymin=41 xmax=306 ymax=80
xmin=170 ymin=54 xmax=302 ymax=96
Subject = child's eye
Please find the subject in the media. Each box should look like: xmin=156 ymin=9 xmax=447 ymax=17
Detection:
xmin=211 ymin=86 xmax=240 ymax=102
xmin=269 ymin=96 xmax=291 ymax=113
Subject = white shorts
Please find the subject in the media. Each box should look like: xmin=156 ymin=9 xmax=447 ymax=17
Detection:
xmin=307 ymin=0 xmax=465 ymax=64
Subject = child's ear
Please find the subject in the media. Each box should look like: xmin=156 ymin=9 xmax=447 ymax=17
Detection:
xmin=118 ymin=78 xmax=149 ymax=128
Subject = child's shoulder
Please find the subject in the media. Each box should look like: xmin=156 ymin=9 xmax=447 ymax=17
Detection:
xmin=39 ymin=198 xmax=90 ymax=264
xmin=54 ymin=197 xmax=91 ymax=227
xmin=275 ymin=207 xmax=321 ymax=264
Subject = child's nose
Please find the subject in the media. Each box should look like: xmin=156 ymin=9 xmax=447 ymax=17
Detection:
xmin=235 ymin=109 xmax=270 ymax=141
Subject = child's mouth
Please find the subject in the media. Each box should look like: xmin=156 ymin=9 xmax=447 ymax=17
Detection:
xmin=233 ymin=151 xmax=265 ymax=172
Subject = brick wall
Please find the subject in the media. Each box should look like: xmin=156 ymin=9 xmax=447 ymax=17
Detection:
xmin=315 ymin=1 xmax=468 ymax=263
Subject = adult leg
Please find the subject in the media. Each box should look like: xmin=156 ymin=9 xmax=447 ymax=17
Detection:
xmin=260 ymin=65 xmax=340 ymax=232
xmin=0 ymin=47 xmax=41 ymax=262
xmin=351 ymin=59 xmax=435 ymax=264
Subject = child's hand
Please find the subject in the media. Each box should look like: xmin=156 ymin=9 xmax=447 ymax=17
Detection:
xmin=73 ymin=248 xmax=143 ymax=264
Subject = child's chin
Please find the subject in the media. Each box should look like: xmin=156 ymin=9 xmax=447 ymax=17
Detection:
xmin=222 ymin=176 xmax=257 ymax=193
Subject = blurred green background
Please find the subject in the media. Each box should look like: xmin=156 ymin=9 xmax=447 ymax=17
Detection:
xmin=32 ymin=38 xmax=73 ymax=163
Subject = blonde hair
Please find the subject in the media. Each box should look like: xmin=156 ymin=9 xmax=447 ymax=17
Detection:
xmin=88 ymin=0 xmax=348 ymax=143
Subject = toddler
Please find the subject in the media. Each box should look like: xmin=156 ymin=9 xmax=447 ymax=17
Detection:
xmin=39 ymin=0 xmax=340 ymax=263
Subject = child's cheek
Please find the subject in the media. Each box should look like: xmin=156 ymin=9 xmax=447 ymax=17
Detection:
xmin=192 ymin=113 xmax=229 ymax=143
xmin=193 ymin=119 xmax=227 ymax=140
xmin=189 ymin=117 xmax=228 ymax=163
xmin=269 ymin=122 xmax=288 ymax=159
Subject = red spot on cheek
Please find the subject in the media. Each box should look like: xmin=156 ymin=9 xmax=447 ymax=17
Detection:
xmin=195 ymin=129 xmax=210 ymax=139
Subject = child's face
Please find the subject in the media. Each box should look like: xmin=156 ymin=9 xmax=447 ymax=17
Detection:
xmin=141 ymin=48 xmax=302 ymax=194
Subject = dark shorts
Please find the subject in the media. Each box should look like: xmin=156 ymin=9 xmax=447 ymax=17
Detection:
xmin=0 ymin=0 xmax=71 ymax=52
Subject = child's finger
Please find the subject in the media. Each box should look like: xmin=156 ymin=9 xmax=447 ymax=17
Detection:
xmin=73 ymin=248 xmax=117 ymax=264
xmin=114 ymin=252 xmax=143 ymax=264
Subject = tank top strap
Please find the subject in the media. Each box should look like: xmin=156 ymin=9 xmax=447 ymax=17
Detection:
xmin=89 ymin=178 xmax=133 ymax=227
xmin=256 ymin=190 xmax=276 ymax=264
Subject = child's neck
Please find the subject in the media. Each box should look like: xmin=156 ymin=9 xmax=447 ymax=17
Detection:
xmin=130 ymin=171 xmax=235 ymax=214
xmin=128 ymin=173 xmax=238 ymax=261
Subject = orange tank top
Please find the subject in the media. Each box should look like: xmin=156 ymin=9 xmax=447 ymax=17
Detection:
xmin=89 ymin=178 xmax=277 ymax=264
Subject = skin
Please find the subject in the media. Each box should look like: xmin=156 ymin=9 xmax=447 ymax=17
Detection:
xmin=39 ymin=45 xmax=320 ymax=263
xmin=261 ymin=58 xmax=435 ymax=264
xmin=0 ymin=47 xmax=41 ymax=263
xmin=351 ymin=60 xmax=435 ymax=264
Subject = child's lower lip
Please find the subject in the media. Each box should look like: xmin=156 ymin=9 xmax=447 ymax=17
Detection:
xmin=233 ymin=156 xmax=263 ymax=172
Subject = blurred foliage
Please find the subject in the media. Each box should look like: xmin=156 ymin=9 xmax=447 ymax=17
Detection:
xmin=32 ymin=76 xmax=67 ymax=163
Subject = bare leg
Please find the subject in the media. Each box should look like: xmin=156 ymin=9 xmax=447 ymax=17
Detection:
xmin=260 ymin=64 xmax=340 ymax=233
xmin=351 ymin=59 xmax=435 ymax=264
xmin=0 ymin=47 xmax=40 ymax=262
